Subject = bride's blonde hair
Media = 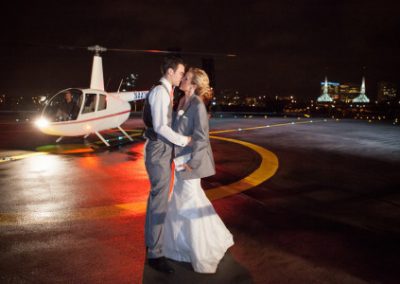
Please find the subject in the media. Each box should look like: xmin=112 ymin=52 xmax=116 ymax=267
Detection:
xmin=189 ymin=68 xmax=213 ymax=104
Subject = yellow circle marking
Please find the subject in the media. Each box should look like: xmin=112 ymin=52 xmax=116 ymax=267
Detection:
xmin=206 ymin=135 xmax=278 ymax=201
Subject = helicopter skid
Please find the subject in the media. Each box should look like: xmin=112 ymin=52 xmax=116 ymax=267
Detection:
xmin=94 ymin=131 xmax=110 ymax=147
xmin=117 ymin=126 xmax=133 ymax=141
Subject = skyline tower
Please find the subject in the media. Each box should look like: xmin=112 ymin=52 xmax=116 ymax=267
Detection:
xmin=352 ymin=77 xmax=370 ymax=103
xmin=317 ymin=76 xmax=333 ymax=102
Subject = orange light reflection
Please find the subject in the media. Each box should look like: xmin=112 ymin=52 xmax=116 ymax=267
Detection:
xmin=76 ymin=143 xmax=149 ymax=206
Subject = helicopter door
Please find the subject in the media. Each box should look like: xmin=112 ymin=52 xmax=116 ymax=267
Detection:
xmin=82 ymin=93 xmax=97 ymax=114
xmin=98 ymin=94 xmax=107 ymax=111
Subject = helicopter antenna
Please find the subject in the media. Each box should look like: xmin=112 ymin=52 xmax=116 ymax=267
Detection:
xmin=117 ymin=78 xmax=124 ymax=93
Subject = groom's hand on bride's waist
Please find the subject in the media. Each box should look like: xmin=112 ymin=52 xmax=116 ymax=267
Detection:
xmin=182 ymin=163 xmax=192 ymax=172
xmin=186 ymin=136 xmax=193 ymax=146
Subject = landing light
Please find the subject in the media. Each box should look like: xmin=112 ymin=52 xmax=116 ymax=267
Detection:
xmin=35 ymin=118 xmax=49 ymax=128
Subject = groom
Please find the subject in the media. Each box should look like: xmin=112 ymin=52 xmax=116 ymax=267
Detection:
xmin=143 ymin=56 xmax=191 ymax=274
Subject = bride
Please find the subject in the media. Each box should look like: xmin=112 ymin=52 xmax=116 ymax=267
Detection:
xmin=163 ymin=68 xmax=234 ymax=273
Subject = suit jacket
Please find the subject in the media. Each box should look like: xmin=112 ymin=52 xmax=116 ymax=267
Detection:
xmin=173 ymin=95 xmax=216 ymax=180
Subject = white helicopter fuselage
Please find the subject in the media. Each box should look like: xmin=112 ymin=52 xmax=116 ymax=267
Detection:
xmin=39 ymin=89 xmax=144 ymax=136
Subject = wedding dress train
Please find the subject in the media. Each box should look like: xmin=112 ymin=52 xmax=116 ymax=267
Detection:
xmin=163 ymin=174 xmax=234 ymax=273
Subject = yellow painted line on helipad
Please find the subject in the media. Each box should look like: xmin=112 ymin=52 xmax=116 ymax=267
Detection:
xmin=206 ymin=135 xmax=278 ymax=201
xmin=0 ymin=131 xmax=142 ymax=163
xmin=0 ymin=201 xmax=148 ymax=226
xmin=0 ymin=152 xmax=48 ymax=163
xmin=210 ymin=119 xmax=322 ymax=135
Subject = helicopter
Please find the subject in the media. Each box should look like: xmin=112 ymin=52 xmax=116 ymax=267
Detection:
xmin=34 ymin=45 xmax=152 ymax=146
xmin=34 ymin=45 xmax=236 ymax=146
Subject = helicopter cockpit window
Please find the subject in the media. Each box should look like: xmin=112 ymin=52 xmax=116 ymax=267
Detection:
xmin=82 ymin=93 xmax=97 ymax=114
xmin=43 ymin=89 xmax=82 ymax=122
xmin=98 ymin=94 xmax=107 ymax=111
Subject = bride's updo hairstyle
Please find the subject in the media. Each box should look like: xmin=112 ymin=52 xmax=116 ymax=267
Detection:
xmin=189 ymin=68 xmax=213 ymax=104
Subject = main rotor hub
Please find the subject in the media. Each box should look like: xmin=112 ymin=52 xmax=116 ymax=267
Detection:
xmin=88 ymin=45 xmax=107 ymax=56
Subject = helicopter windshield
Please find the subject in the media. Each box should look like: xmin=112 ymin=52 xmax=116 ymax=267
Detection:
xmin=43 ymin=89 xmax=83 ymax=122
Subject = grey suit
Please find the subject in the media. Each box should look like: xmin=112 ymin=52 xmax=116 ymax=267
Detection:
xmin=173 ymin=95 xmax=216 ymax=180
xmin=143 ymin=84 xmax=173 ymax=259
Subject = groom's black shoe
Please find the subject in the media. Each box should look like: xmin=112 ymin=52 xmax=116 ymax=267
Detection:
xmin=148 ymin=257 xmax=175 ymax=274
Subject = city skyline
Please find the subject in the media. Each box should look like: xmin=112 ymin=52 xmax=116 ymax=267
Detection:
xmin=1 ymin=76 xmax=396 ymax=102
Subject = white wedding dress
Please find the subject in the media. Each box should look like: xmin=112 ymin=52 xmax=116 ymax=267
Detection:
xmin=163 ymin=173 xmax=234 ymax=273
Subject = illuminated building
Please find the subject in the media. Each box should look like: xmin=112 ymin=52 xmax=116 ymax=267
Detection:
xmin=377 ymin=81 xmax=397 ymax=102
xmin=339 ymin=83 xmax=360 ymax=103
xmin=216 ymin=89 xmax=241 ymax=106
xmin=353 ymin=77 xmax=370 ymax=103
xmin=317 ymin=77 xmax=333 ymax=102
xmin=321 ymin=79 xmax=340 ymax=100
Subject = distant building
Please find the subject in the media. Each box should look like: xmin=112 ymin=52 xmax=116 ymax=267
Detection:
xmin=320 ymin=79 xmax=340 ymax=100
xmin=217 ymin=89 xmax=240 ymax=106
xmin=245 ymin=97 xmax=258 ymax=107
xmin=339 ymin=83 xmax=360 ymax=103
xmin=377 ymin=81 xmax=397 ymax=102
xmin=317 ymin=77 xmax=333 ymax=102
xmin=352 ymin=77 xmax=370 ymax=103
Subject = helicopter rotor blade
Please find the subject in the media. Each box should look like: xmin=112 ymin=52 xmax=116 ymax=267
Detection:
xmin=58 ymin=45 xmax=88 ymax=51
xmin=105 ymin=47 xmax=237 ymax=58
xmin=0 ymin=42 xmax=238 ymax=57
xmin=8 ymin=42 xmax=237 ymax=58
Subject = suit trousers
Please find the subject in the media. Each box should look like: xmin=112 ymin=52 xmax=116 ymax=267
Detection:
xmin=144 ymin=138 xmax=173 ymax=258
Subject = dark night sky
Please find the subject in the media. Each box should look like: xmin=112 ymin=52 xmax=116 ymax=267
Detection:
xmin=1 ymin=0 xmax=400 ymax=100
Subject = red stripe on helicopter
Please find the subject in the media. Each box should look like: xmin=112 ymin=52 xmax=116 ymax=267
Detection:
xmin=51 ymin=110 xmax=131 ymax=125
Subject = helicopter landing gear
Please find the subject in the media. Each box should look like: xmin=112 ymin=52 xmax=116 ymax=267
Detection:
xmin=95 ymin=131 xmax=110 ymax=147
xmin=117 ymin=126 xmax=133 ymax=142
